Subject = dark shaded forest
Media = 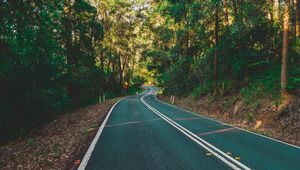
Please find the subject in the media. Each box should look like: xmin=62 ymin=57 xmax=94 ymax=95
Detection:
xmin=0 ymin=0 xmax=144 ymax=143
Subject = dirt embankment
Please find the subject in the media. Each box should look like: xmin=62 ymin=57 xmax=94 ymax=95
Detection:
xmin=159 ymin=94 xmax=300 ymax=146
xmin=0 ymin=98 xmax=121 ymax=170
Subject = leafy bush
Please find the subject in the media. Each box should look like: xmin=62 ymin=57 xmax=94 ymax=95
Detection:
xmin=246 ymin=112 xmax=254 ymax=122
xmin=192 ymin=83 xmax=211 ymax=99
xmin=240 ymin=73 xmax=281 ymax=111
xmin=240 ymin=83 xmax=263 ymax=106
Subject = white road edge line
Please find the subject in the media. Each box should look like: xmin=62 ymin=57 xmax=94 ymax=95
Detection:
xmin=141 ymin=94 xmax=251 ymax=170
xmin=153 ymin=94 xmax=300 ymax=150
xmin=78 ymin=97 xmax=125 ymax=170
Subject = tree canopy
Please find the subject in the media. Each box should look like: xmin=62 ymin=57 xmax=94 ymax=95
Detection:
xmin=142 ymin=0 xmax=299 ymax=97
xmin=0 ymin=0 xmax=299 ymax=143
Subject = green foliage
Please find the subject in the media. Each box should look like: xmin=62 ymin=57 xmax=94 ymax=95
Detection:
xmin=192 ymin=84 xmax=211 ymax=99
xmin=246 ymin=112 xmax=254 ymax=122
xmin=143 ymin=0 xmax=299 ymax=101
xmin=240 ymin=71 xmax=280 ymax=110
xmin=1 ymin=0 xmax=299 ymax=144
xmin=0 ymin=0 xmax=142 ymax=143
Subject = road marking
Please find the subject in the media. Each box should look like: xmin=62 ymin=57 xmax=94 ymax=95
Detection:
xmin=141 ymin=94 xmax=251 ymax=170
xmin=196 ymin=127 xmax=240 ymax=137
xmin=173 ymin=117 xmax=202 ymax=121
xmin=105 ymin=118 xmax=161 ymax=128
xmin=153 ymin=94 xmax=300 ymax=150
xmin=78 ymin=98 xmax=125 ymax=170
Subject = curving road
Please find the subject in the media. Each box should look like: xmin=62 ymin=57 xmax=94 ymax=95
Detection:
xmin=78 ymin=87 xmax=300 ymax=170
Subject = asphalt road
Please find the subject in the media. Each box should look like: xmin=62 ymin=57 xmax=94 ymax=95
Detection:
xmin=79 ymin=87 xmax=300 ymax=170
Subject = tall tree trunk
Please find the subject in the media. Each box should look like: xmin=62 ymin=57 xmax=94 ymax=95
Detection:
xmin=186 ymin=30 xmax=190 ymax=51
xmin=112 ymin=58 xmax=116 ymax=75
xmin=281 ymin=0 xmax=290 ymax=96
xmin=278 ymin=0 xmax=282 ymax=20
xmin=296 ymin=0 xmax=300 ymax=37
xmin=100 ymin=47 xmax=104 ymax=70
xmin=63 ymin=0 xmax=73 ymax=65
xmin=131 ymin=57 xmax=135 ymax=78
xmin=232 ymin=0 xmax=238 ymax=21
xmin=239 ymin=0 xmax=244 ymax=21
xmin=291 ymin=0 xmax=295 ymax=35
xmin=214 ymin=3 xmax=219 ymax=95
xmin=270 ymin=0 xmax=274 ymax=24
xmin=270 ymin=0 xmax=276 ymax=51
xmin=63 ymin=0 xmax=78 ymax=106
xmin=223 ymin=0 xmax=229 ymax=27
xmin=117 ymin=53 xmax=126 ymax=93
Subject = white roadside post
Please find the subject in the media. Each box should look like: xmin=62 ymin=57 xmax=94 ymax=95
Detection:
xmin=99 ymin=95 xmax=102 ymax=103
xmin=171 ymin=95 xmax=174 ymax=104
xmin=170 ymin=95 xmax=175 ymax=104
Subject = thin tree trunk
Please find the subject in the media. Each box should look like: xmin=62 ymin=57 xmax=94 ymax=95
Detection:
xmin=296 ymin=0 xmax=300 ymax=37
xmin=112 ymin=59 xmax=116 ymax=75
xmin=278 ymin=0 xmax=282 ymax=19
xmin=291 ymin=0 xmax=295 ymax=35
xmin=119 ymin=55 xmax=123 ymax=89
xmin=223 ymin=0 xmax=229 ymax=27
xmin=107 ymin=45 xmax=112 ymax=73
xmin=186 ymin=30 xmax=190 ymax=51
xmin=63 ymin=0 xmax=73 ymax=65
xmin=270 ymin=0 xmax=275 ymax=50
xmin=281 ymin=0 xmax=290 ymax=96
xmin=232 ymin=0 xmax=238 ymax=21
xmin=120 ymin=55 xmax=128 ymax=88
xmin=100 ymin=48 xmax=104 ymax=70
xmin=132 ymin=57 xmax=135 ymax=74
xmin=63 ymin=0 xmax=78 ymax=106
xmin=214 ymin=3 xmax=219 ymax=95
xmin=239 ymin=0 xmax=243 ymax=21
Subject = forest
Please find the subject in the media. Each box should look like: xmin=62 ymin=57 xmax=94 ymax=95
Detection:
xmin=0 ymin=0 xmax=299 ymax=143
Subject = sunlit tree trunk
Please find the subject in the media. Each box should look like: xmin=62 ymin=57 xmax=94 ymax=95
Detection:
xmin=281 ymin=0 xmax=290 ymax=96
xmin=119 ymin=55 xmax=123 ymax=90
xmin=214 ymin=3 xmax=219 ymax=95
xmin=296 ymin=0 xmax=300 ymax=37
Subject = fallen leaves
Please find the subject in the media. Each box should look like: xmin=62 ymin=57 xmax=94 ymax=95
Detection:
xmin=0 ymin=98 xmax=120 ymax=170
xmin=74 ymin=160 xmax=81 ymax=166
xmin=206 ymin=153 xmax=212 ymax=156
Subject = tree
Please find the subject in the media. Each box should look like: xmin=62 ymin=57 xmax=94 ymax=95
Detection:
xmin=223 ymin=0 xmax=229 ymax=27
xmin=213 ymin=1 xmax=220 ymax=95
xmin=296 ymin=0 xmax=300 ymax=38
xmin=281 ymin=0 xmax=290 ymax=96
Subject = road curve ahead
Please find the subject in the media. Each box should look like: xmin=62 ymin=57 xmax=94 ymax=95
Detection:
xmin=79 ymin=87 xmax=300 ymax=170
